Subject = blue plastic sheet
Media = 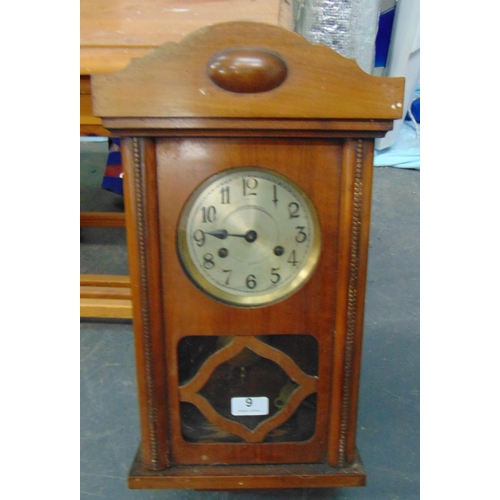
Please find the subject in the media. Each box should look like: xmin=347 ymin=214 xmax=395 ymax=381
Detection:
xmin=374 ymin=121 xmax=420 ymax=169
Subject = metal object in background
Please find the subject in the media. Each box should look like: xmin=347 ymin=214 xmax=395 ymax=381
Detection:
xmin=293 ymin=0 xmax=381 ymax=74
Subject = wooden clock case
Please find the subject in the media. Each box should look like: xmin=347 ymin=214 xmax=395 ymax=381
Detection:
xmin=91 ymin=21 xmax=404 ymax=490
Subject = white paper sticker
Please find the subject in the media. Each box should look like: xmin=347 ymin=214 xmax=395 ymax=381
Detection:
xmin=231 ymin=397 xmax=269 ymax=416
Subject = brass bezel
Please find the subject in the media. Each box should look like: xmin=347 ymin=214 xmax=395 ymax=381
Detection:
xmin=177 ymin=167 xmax=321 ymax=307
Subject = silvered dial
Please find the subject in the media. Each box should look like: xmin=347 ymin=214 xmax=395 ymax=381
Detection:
xmin=177 ymin=167 xmax=321 ymax=307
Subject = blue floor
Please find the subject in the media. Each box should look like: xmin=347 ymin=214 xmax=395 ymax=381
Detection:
xmin=81 ymin=141 xmax=419 ymax=499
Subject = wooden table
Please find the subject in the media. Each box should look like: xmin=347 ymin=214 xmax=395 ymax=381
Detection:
xmin=80 ymin=0 xmax=291 ymax=318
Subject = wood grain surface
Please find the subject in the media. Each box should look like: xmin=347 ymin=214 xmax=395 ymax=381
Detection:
xmin=90 ymin=20 xmax=404 ymax=488
xmin=81 ymin=0 xmax=288 ymax=74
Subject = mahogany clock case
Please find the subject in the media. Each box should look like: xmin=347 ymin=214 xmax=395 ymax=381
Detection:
xmin=117 ymin=134 xmax=375 ymax=484
xmin=90 ymin=21 xmax=405 ymax=490
xmin=126 ymin=135 xmax=365 ymax=470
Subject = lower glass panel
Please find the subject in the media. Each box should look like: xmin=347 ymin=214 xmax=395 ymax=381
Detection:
xmin=178 ymin=334 xmax=318 ymax=443
xmin=263 ymin=393 xmax=317 ymax=443
xmin=180 ymin=402 xmax=245 ymax=443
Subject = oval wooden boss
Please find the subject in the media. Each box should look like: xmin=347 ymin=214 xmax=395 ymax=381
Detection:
xmin=207 ymin=48 xmax=288 ymax=93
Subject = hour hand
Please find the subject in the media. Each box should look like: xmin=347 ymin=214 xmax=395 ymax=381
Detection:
xmin=205 ymin=229 xmax=228 ymax=240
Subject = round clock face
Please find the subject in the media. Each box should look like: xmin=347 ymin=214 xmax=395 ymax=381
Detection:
xmin=177 ymin=167 xmax=321 ymax=307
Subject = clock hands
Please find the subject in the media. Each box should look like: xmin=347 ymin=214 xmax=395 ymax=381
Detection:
xmin=205 ymin=229 xmax=258 ymax=243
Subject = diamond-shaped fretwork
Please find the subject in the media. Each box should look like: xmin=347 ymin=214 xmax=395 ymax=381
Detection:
xmin=178 ymin=336 xmax=318 ymax=443
xmin=199 ymin=349 xmax=295 ymax=430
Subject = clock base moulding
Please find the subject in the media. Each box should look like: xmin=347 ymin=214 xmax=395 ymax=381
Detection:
xmin=128 ymin=446 xmax=366 ymax=490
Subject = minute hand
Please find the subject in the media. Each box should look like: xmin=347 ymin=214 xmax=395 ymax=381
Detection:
xmin=205 ymin=229 xmax=257 ymax=243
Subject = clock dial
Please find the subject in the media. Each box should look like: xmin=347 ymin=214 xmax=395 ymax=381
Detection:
xmin=177 ymin=167 xmax=321 ymax=307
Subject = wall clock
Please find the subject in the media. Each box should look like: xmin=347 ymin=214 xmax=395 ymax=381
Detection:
xmin=92 ymin=21 xmax=404 ymax=490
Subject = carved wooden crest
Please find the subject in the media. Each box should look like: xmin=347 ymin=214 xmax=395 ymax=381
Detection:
xmin=92 ymin=21 xmax=404 ymax=124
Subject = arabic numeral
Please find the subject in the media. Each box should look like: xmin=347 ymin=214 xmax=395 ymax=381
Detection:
xmin=202 ymin=206 xmax=216 ymax=223
xmin=246 ymin=274 xmax=257 ymax=289
xmin=288 ymin=202 xmax=300 ymax=218
xmin=271 ymin=268 xmax=281 ymax=284
xmin=223 ymin=269 xmax=232 ymax=285
xmin=295 ymin=226 xmax=307 ymax=243
xmin=193 ymin=230 xmax=205 ymax=247
xmin=203 ymin=253 xmax=215 ymax=269
xmin=220 ymin=186 xmax=230 ymax=204
xmin=243 ymin=177 xmax=258 ymax=196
